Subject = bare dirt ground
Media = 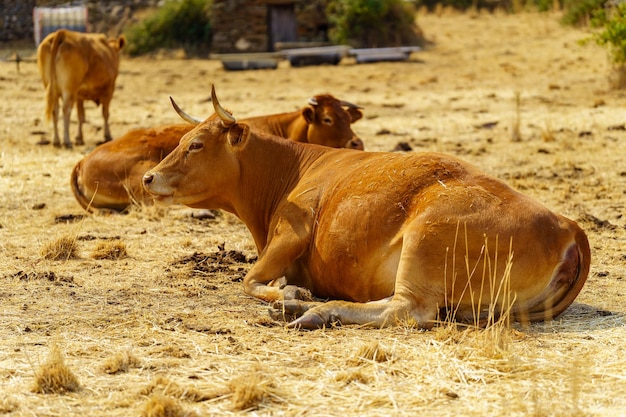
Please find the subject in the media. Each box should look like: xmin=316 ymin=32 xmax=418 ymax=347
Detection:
xmin=1 ymin=10 xmax=625 ymax=416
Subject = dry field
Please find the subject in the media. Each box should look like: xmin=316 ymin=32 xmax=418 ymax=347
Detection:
xmin=1 ymin=10 xmax=625 ymax=417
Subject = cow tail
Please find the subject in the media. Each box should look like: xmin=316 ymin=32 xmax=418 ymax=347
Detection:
xmin=516 ymin=225 xmax=591 ymax=323
xmin=70 ymin=160 xmax=94 ymax=213
xmin=45 ymin=29 xmax=66 ymax=122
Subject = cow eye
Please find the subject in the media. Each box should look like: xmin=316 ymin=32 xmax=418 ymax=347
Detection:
xmin=188 ymin=141 xmax=203 ymax=151
xmin=323 ymin=117 xmax=333 ymax=125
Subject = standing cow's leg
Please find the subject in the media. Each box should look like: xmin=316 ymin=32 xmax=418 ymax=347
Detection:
xmin=75 ymin=99 xmax=85 ymax=146
xmin=51 ymin=97 xmax=61 ymax=148
xmin=101 ymin=98 xmax=113 ymax=143
xmin=61 ymin=92 xmax=75 ymax=149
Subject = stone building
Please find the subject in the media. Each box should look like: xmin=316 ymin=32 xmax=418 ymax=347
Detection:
xmin=210 ymin=0 xmax=330 ymax=53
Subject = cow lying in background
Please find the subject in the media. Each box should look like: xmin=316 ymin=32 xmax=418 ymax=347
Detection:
xmin=143 ymin=86 xmax=591 ymax=330
xmin=71 ymin=94 xmax=364 ymax=211
xmin=37 ymin=29 xmax=125 ymax=148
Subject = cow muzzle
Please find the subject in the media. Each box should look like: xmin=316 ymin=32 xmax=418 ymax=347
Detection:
xmin=347 ymin=137 xmax=365 ymax=150
xmin=142 ymin=172 xmax=175 ymax=204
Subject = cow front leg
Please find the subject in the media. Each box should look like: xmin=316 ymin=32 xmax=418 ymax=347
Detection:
xmin=75 ymin=100 xmax=85 ymax=146
xmin=243 ymin=217 xmax=312 ymax=303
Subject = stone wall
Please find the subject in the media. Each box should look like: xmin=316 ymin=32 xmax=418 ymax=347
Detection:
xmin=211 ymin=0 xmax=329 ymax=53
xmin=1 ymin=0 xmax=330 ymax=52
xmin=0 ymin=0 xmax=160 ymax=43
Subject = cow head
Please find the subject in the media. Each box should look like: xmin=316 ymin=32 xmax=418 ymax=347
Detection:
xmin=303 ymin=95 xmax=364 ymax=150
xmin=143 ymin=86 xmax=248 ymax=209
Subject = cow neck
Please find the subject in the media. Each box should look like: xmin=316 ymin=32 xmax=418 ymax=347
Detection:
xmin=231 ymin=134 xmax=327 ymax=252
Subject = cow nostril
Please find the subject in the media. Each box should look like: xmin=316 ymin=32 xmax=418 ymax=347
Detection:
xmin=143 ymin=173 xmax=154 ymax=185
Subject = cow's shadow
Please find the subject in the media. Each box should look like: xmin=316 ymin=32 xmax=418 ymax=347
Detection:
xmin=520 ymin=302 xmax=624 ymax=334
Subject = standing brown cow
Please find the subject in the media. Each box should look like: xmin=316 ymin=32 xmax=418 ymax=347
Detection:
xmin=37 ymin=29 xmax=125 ymax=148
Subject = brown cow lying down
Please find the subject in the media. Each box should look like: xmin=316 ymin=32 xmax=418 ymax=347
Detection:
xmin=37 ymin=29 xmax=125 ymax=149
xmin=71 ymin=94 xmax=364 ymax=212
xmin=143 ymin=86 xmax=591 ymax=330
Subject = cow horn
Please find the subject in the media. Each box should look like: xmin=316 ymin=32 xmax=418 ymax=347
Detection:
xmin=170 ymin=97 xmax=203 ymax=125
xmin=308 ymin=97 xmax=318 ymax=106
xmin=339 ymin=100 xmax=363 ymax=109
xmin=211 ymin=85 xmax=237 ymax=126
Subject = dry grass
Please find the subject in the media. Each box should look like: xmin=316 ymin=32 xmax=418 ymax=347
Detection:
xmin=32 ymin=346 xmax=80 ymax=394
xmin=40 ymin=235 xmax=80 ymax=260
xmin=141 ymin=395 xmax=197 ymax=417
xmin=102 ymin=350 xmax=142 ymax=374
xmin=91 ymin=240 xmax=128 ymax=260
xmin=1 ymin=10 xmax=625 ymax=417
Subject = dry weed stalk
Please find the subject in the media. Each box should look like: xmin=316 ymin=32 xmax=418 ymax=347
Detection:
xmin=141 ymin=395 xmax=197 ymax=417
xmin=32 ymin=346 xmax=80 ymax=394
xmin=511 ymin=91 xmax=522 ymax=142
xmin=102 ymin=350 xmax=141 ymax=374
xmin=541 ymin=120 xmax=556 ymax=142
xmin=91 ymin=240 xmax=128 ymax=260
xmin=40 ymin=235 xmax=80 ymax=260
xmin=436 ymin=222 xmax=518 ymax=358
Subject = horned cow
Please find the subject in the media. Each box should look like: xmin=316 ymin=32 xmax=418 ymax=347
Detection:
xmin=37 ymin=29 xmax=125 ymax=148
xmin=142 ymin=86 xmax=591 ymax=330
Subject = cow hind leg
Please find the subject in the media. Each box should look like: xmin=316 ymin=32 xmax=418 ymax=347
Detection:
xmin=283 ymin=297 xmax=438 ymax=330
xmin=75 ymin=100 xmax=85 ymax=146
xmin=52 ymin=99 xmax=61 ymax=148
xmin=61 ymin=94 xmax=75 ymax=149
xmin=101 ymin=99 xmax=112 ymax=142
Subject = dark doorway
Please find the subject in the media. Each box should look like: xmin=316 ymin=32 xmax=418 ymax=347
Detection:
xmin=267 ymin=3 xmax=297 ymax=51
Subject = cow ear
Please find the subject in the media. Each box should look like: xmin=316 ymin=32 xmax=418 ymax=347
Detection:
xmin=117 ymin=35 xmax=126 ymax=50
xmin=302 ymin=108 xmax=314 ymax=124
xmin=347 ymin=108 xmax=363 ymax=123
xmin=227 ymin=123 xmax=249 ymax=147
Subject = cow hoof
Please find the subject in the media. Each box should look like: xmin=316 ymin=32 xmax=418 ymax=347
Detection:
xmin=287 ymin=312 xmax=327 ymax=330
xmin=268 ymin=307 xmax=299 ymax=324
xmin=281 ymin=285 xmax=313 ymax=301
xmin=64 ymin=143 xmax=73 ymax=150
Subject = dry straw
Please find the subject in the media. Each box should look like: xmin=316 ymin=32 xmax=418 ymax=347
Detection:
xmin=32 ymin=346 xmax=80 ymax=394
xmin=228 ymin=369 xmax=282 ymax=411
xmin=141 ymin=375 xmax=224 ymax=402
xmin=91 ymin=240 xmax=128 ymax=260
xmin=40 ymin=235 xmax=80 ymax=260
xmin=141 ymin=395 xmax=197 ymax=417
xmin=102 ymin=350 xmax=141 ymax=374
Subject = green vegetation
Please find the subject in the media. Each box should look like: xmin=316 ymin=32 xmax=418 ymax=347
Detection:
xmin=561 ymin=0 xmax=606 ymax=26
xmin=588 ymin=2 xmax=626 ymax=64
xmin=326 ymin=0 xmax=424 ymax=48
xmin=124 ymin=0 xmax=212 ymax=56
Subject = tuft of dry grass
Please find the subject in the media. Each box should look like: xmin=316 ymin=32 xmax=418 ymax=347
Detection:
xmin=40 ymin=235 xmax=80 ymax=260
xmin=102 ymin=350 xmax=141 ymax=374
xmin=228 ymin=369 xmax=281 ymax=411
xmin=32 ymin=346 xmax=80 ymax=394
xmin=350 ymin=341 xmax=393 ymax=365
xmin=141 ymin=395 xmax=197 ymax=417
xmin=91 ymin=240 xmax=128 ymax=260
xmin=0 ymin=397 xmax=19 ymax=414
xmin=141 ymin=376 xmax=225 ymax=402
